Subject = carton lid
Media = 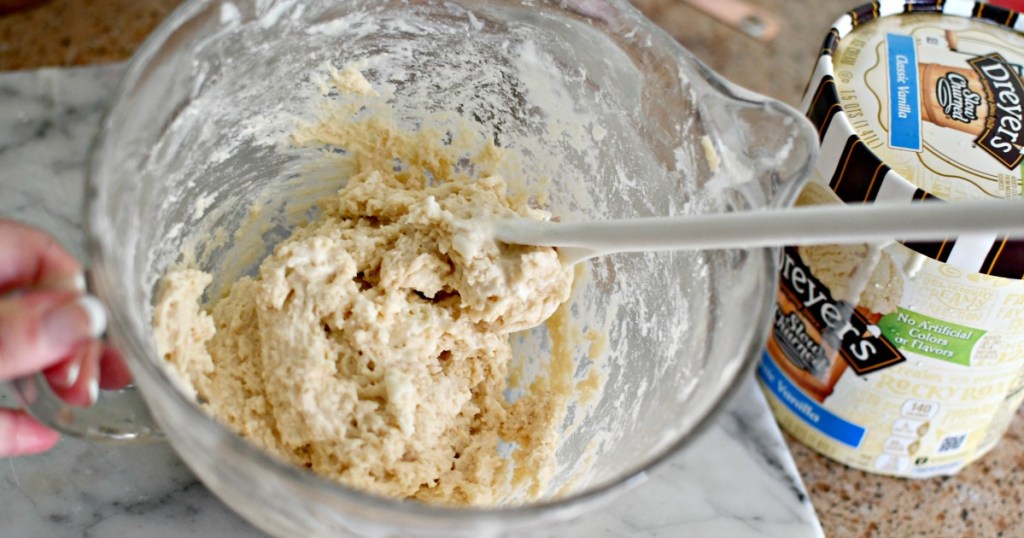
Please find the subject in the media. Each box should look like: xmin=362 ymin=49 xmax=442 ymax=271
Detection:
xmin=802 ymin=0 xmax=1024 ymax=279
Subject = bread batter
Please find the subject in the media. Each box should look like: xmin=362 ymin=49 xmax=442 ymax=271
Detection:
xmin=152 ymin=71 xmax=574 ymax=505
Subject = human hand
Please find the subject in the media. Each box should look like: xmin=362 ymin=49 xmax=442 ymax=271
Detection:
xmin=0 ymin=219 xmax=131 ymax=457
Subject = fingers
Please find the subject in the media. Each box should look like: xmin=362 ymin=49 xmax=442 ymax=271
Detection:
xmin=0 ymin=221 xmax=132 ymax=457
xmin=46 ymin=343 xmax=131 ymax=394
xmin=45 ymin=340 xmax=101 ymax=407
xmin=0 ymin=290 xmax=107 ymax=380
xmin=98 ymin=345 xmax=132 ymax=390
xmin=0 ymin=219 xmax=82 ymax=295
xmin=44 ymin=351 xmax=82 ymax=390
xmin=0 ymin=408 xmax=60 ymax=457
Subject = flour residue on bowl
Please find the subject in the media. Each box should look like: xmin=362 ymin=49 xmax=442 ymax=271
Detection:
xmin=138 ymin=0 xmax=733 ymax=506
xmin=151 ymin=68 xmax=618 ymax=505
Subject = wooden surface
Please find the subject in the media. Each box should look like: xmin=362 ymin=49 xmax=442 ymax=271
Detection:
xmin=1 ymin=1 xmax=1022 ymax=536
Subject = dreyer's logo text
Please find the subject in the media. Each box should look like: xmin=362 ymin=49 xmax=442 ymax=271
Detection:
xmin=776 ymin=248 xmax=906 ymax=376
xmin=969 ymin=53 xmax=1024 ymax=169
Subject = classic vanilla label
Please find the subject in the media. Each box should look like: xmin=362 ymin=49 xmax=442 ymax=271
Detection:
xmin=886 ymin=32 xmax=922 ymax=151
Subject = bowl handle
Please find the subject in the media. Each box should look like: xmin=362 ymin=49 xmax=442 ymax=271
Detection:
xmin=9 ymin=375 xmax=163 ymax=443
xmin=8 ymin=287 xmax=163 ymax=443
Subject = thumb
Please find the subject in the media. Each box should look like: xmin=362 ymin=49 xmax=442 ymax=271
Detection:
xmin=0 ymin=409 xmax=60 ymax=457
xmin=0 ymin=290 xmax=107 ymax=380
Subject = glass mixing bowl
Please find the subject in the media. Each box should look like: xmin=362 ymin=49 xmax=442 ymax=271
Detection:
xmin=18 ymin=0 xmax=817 ymax=536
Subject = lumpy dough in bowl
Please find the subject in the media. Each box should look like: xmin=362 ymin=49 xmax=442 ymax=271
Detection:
xmin=152 ymin=70 xmax=574 ymax=506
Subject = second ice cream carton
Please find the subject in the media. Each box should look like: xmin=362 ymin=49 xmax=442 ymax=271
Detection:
xmin=759 ymin=0 xmax=1024 ymax=478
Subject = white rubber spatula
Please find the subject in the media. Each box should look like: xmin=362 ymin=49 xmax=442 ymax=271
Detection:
xmin=491 ymin=199 xmax=1024 ymax=266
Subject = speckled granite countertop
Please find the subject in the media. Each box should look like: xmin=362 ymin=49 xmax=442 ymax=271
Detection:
xmin=1 ymin=1 xmax=1021 ymax=536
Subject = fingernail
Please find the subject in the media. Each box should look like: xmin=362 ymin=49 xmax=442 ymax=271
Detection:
xmin=41 ymin=295 xmax=107 ymax=347
xmin=87 ymin=376 xmax=99 ymax=406
xmin=72 ymin=272 xmax=87 ymax=293
xmin=64 ymin=360 xmax=81 ymax=387
xmin=78 ymin=296 xmax=106 ymax=338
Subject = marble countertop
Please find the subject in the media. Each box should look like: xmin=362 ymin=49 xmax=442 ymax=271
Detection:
xmin=1 ymin=0 xmax=1023 ymax=536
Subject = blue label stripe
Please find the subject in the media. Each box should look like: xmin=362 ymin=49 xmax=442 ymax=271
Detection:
xmin=757 ymin=352 xmax=867 ymax=448
xmin=886 ymin=32 xmax=922 ymax=151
